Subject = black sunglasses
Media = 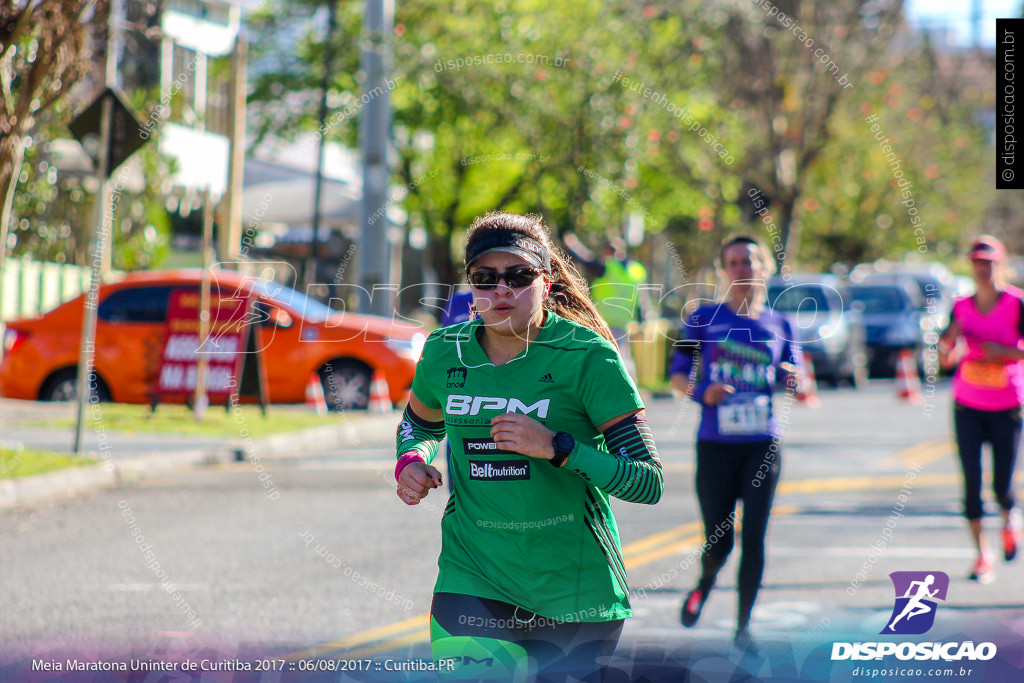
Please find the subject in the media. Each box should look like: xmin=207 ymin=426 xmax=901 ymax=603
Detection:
xmin=467 ymin=267 xmax=543 ymax=290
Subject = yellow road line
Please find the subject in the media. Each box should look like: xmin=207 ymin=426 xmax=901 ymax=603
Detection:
xmin=894 ymin=438 xmax=953 ymax=468
xmin=623 ymin=503 xmax=801 ymax=568
xmin=771 ymin=503 xmax=801 ymax=516
xmin=283 ymin=614 xmax=428 ymax=661
xmin=778 ymin=473 xmax=957 ymax=496
xmin=624 ymin=531 xmax=706 ymax=568
xmin=297 ymin=442 xmax=962 ymax=659
xmin=896 ymin=438 xmax=944 ymax=460
xmin=342 ymin=628 xmax=433 ymax=659
xmin=621 ymin=521 xmax=702 ymax=557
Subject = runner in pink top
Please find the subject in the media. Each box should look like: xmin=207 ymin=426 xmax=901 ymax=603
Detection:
xmin=950 ymin=286 xmax=1024 ymax=411
xmin=939 ymin=235 xmax=1024 ymax=583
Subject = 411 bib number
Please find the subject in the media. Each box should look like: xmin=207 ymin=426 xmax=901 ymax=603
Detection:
xmin=718 ymin=394 xmax=770 ymax=435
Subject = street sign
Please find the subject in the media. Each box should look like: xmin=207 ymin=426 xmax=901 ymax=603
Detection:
xmin=156 ymin=289 xmax=248 ymax=401
xmin=152 ymin=288 xmax=267 ymax=414
xmin=69 ymin=87 xmax=147 ymax=177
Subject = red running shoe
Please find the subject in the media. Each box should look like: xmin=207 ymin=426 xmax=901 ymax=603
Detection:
xmin=969 ymin=555 xmax=994 ymax=584
xmin=1003 ymin=513 xmax=1022 ymax=562
xmin=680 ymin=588 xmax=707 ymax=628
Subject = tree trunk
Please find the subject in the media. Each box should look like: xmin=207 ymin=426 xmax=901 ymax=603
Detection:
xmin=0 ymin=136 xmax=25 ymax=282
xmin=428 ymin=230 xmax=456 ymax=290
xmin=774 ymin=195 xmax=797 ymax=276
xmin=0 ymin=136 xmax=23 ymax=355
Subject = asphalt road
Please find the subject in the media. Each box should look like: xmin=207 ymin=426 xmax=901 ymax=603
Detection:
xmin=3 ymin=379 xmax=1023 ymax=681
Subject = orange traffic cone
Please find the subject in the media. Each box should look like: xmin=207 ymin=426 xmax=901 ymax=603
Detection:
xmin=895 ymin=349 xmax=923 ymax=404
xmin=796 ymin=358 xmax=820 ymax=408
xmin=368 ymin=370 xmax=393 ymax=413
xmin=305 ymin=373 xmax=328 ymax=415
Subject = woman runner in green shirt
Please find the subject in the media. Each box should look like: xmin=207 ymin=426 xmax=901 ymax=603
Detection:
xmin=394 ymin=212 xmax=664 ymax=682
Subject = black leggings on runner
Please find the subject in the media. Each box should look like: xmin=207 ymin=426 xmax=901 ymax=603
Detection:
xmin=694 ymin=439 xmax=781 ymax=630
xmin=954 ymin=402 xmax=1022 ymax=520
xmin=430 ymin=592 xmax=623 ymax=683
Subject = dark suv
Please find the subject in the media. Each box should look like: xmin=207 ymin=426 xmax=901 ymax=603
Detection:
xmin=846 ymin=276 xmax=936 ymax=378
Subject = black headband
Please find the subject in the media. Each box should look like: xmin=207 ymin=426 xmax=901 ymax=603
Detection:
xmin=465 ymin=230 xmax=551 ymax=271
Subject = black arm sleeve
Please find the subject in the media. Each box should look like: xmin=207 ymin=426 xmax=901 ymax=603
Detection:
xmin=564 ymin=413 xmax=663 ymax=505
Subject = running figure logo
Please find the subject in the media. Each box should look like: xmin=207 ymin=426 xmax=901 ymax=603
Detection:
xmin=881 ymin=571 xmax=949 ymax=635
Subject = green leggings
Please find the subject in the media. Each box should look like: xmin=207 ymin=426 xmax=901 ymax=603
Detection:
xmin=430 ymin=592 xmax=623 ymax=683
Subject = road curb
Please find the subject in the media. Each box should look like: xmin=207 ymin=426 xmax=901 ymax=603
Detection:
xmin=0 ymin=464 xmax=117 ymax=510
xmin=246 ymin=411 xmax=400 ymax=461
xmin=0 ymin=447 xmax=237 ymax=511
xmin=0 ymin=411 xmax=401 ymax=510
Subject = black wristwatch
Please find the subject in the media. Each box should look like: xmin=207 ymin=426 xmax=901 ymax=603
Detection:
xmin=550 ymin=431 xmax=575 ymax=468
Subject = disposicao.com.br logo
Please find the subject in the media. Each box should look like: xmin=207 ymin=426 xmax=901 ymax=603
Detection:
xmin=832 ymin=571 xmax=997 ymax=662
xmin=883 ymin=570 xmax=948 ymax=635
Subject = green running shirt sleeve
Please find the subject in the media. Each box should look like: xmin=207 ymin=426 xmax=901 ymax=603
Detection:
xmin=396 ymin=404 xmax=445 ymax=464
xmin=577 ymin=340 xmax=645 ymax=426
xmin=564 ymin=413 xmax=663 ymax=505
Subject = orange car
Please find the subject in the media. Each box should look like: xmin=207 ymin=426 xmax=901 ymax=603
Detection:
xmin=0 ymin=269 xmax=426 ymax=410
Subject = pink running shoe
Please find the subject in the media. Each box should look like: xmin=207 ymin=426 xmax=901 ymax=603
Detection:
xmin=969 ymin=555 xmax=994 ymax=584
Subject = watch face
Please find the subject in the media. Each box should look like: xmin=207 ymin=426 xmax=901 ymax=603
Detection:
xmin=555 ymin=432 xmax=574 ymax=454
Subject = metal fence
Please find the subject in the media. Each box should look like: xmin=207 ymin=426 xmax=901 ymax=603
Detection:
xmin=0 ymin=259 xmax=105 ymax=323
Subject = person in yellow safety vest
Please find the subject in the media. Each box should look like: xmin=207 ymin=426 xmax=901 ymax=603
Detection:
xmin=563 ymin=233 xmax=648 ymax=376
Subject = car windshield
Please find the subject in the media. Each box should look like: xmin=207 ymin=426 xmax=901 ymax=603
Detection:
xmin=849 ymin=286 xmax=905 ymax=312
xmin=249 ymin=281 xmax=338 ymax=323
xmin=913 ymin=278 xmax=935 ymax=298
xmin=912 ymin=276 xmax=949 ymax=304
xmin=768 ymin=285 xmax=831 ymax=312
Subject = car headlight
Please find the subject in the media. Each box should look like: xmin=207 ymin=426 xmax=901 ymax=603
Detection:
xmin=386 ymin=333 xmax=427 ymax=358
xmin=814 ymin=323 xmax=846 ymax=352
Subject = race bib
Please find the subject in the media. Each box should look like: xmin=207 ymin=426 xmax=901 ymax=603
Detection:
xmin=961 ymin=360 xmax=1009 ymax=389
xmin=718 ymin=393 xmax=771 ymax=435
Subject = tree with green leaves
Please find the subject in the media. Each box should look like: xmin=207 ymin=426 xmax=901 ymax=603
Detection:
xmin=0 ymin=0 xmax=109 ymax=275
xmin=8 ymin=123 xmax=173 ymax=269
xmin=247 ymin=1 xmax=724 ymax=289
xmin=797 ymin=37 xmax=989 ymax=270
xmin=246 ymin=0 xmax=991 ymax=300
xmin=1 ymin=0 xmax=173 ymax=271
xmin=702 ymin=0 xmax=911 ymax=270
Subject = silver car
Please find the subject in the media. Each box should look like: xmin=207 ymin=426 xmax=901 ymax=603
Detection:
xmin=767 ymin=275 xmax=868 ymax=388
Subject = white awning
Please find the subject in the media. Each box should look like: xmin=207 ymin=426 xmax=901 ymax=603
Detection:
xmin=241 ymin=177 xmax=361 ymax=229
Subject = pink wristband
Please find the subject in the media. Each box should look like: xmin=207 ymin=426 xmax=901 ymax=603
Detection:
xmin=395 ymin=452 xmax=425 ymax=481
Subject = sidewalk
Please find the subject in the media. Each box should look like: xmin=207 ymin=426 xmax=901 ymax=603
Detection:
xmin=0 ymin=398 xmax=400 ymax=510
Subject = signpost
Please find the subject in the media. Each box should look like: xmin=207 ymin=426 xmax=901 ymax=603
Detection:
xmin=194 ymin=189 xmax=216 ymax=420
xmin=359 ymin=0 xmax=395 ymax=316
xmin=69 ymin=85 xmax=148 ymax=456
